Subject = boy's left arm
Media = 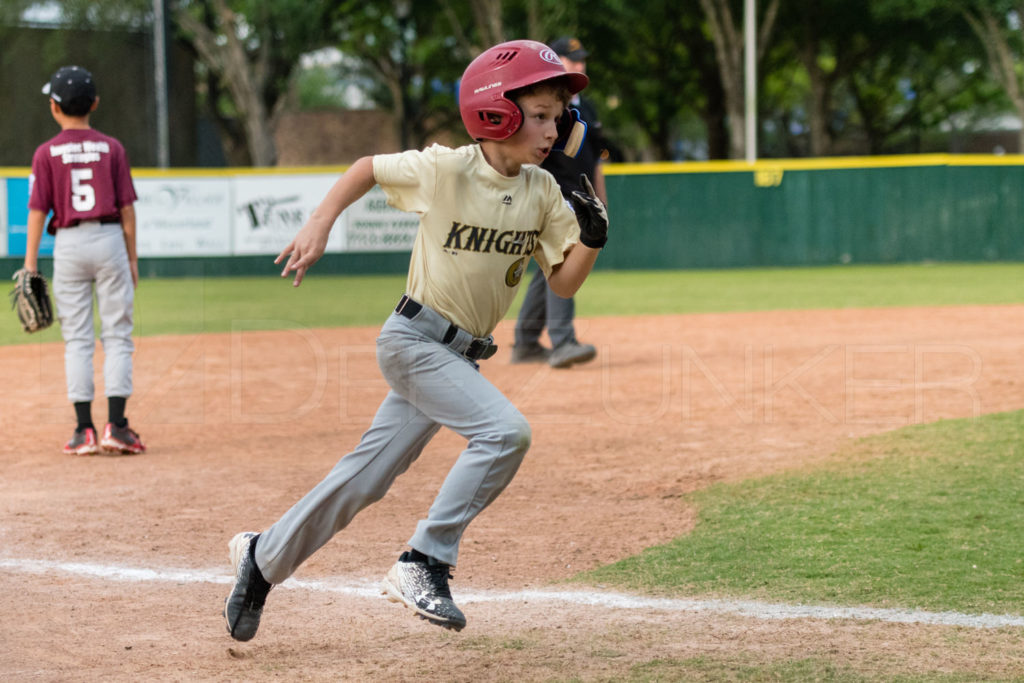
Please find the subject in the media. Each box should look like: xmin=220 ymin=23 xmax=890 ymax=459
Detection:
xmin=23 ymin=209 xmax=47 ymax=273
xmin=547 ymin=174 xmax=608 ymax=298
xmin=276 ymin=156 xmax=377 ymax=287
xmin=120 ymin=204 xmax=139 ymax=288
xmin=547 ymin=242 xmax=600 ymax=298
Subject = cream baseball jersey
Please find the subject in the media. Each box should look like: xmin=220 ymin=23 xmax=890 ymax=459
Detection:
xmin=373 ymin=144 xmax=580 ymax=337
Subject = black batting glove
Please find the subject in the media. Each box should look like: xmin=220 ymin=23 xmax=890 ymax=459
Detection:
xmin=570 ymin=174 xmax=608 ymax=249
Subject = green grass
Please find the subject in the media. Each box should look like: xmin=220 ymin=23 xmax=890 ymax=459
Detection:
xmin=623 ymin=656 xmax=984 ymax=682
xmin=3 ymin=262 xmax=1022 ymax=346
xmin=0 ymin=273 xmax=410 ymax=345
xmin=577 ymin=409 xmax=1024 ymax=616
xmin=574 ymin=262 xmax=1024 ymax=316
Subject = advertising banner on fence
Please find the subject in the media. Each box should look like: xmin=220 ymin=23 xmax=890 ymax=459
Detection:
xmin=2 ymin=170 xmax=420 ymax=259
xmin=343 ymin=186 xmax=419 ymax=252
xmin=135 ymin=177 xmax=232 ymax=256
xmin=232 ymin=174 xmax=344 ymax=255
xmin=5 ymin=177 xmax=55 ymax=257
xmin=0 ymin=178 xmax=7 ymax=257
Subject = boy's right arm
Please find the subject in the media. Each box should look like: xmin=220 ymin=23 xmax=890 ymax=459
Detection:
xmin=275 ymin=156 xmax=377 ymax=287
xmin=23 ymin=209 xmax=47 ymax=272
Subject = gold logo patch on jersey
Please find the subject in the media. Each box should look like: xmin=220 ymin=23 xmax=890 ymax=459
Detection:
xmin=505 ymin=257 xmax=526 ymax=287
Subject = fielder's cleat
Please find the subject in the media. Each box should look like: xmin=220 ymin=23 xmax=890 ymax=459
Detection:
xmin=100 ymin=420 xmax=146 ymax=455
xmin=64 ymin=426 xmax=99 ymax=456
xmin=381 ymin=551 xmax=467 ymax=631
xmin=548 ymin=341 xmax=597 ymax=369
xmin=510 ymin=342 xmax=551 ymax=364
xmin=224 ymin=532 xmax=273 ymax=641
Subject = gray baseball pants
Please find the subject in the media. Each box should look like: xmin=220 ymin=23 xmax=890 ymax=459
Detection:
xmin=53 ymin=222 xmax=135 ymax=402
xmin=255 ymin=299 xmax=531 ymax=583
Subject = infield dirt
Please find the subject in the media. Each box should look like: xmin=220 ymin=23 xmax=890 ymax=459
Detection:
xmin=2 ymin=305 xmax=1023 ymax=681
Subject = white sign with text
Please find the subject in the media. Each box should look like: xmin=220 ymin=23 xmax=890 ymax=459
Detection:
xmin=343 ymin=186 xmax=420 ymax=252
xmin=231 ymin=175 xmax=344 ymax=255
xmin=134 ymin=177 xmax=232 ymax=256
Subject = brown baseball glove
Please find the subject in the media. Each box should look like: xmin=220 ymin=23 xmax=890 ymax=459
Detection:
xmin=9 ymin=268 xmax=54 ymax=333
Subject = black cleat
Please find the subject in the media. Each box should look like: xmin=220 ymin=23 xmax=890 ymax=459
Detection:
xmin=223 ymin=532 xmax=272 ymax=641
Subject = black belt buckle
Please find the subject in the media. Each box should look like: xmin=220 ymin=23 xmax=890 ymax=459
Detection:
xmin=465 ymin=338 xmax=498 ymax=361
xmin=395 ymin=294 xmax=422 ymax=319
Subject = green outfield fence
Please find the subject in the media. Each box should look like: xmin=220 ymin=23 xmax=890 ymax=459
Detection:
xmin=4 ymin=154 xmax=1024 ymax=277
xmin=597 ymin=155 xmax=1024 ymax=270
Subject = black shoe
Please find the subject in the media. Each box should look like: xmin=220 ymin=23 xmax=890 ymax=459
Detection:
xmin=224 ymin=532 xmax=272 ymax=641
xmin=510 ymin=342 xmax=551 ymax=364
xmin=381 ymin=551 xmax=467 ymax=631
xmin=549 ymin=341 xmax=597 ymax=368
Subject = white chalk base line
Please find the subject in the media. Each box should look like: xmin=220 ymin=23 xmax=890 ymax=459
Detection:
xmin=2 ymin=556 xmax=1022 ymax=630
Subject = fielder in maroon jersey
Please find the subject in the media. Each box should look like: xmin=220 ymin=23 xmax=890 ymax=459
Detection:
xmin=24 ymin=65 xmax=146 ymax=456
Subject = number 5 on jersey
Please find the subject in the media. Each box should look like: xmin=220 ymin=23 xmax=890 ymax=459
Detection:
xmin=71 ymin=168 xmax=96 ymax=211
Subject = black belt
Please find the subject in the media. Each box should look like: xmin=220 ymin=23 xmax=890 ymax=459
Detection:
xmin=67 ymin=216 xmax=122 ymax=227
xmin=395 ymin=295 xmax=498 ymax=361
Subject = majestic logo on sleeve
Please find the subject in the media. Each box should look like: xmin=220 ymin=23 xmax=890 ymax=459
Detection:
xmin=443 ymin=222 xmax=539 ymax=256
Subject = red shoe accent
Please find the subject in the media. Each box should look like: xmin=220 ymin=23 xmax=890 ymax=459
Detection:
xmin=64 ymin=427 xmax=99 ymax=456
xmin=101 ymin=421 xmax=146 ymax=455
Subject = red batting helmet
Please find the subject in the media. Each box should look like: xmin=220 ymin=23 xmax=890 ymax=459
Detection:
xmin=459 ymin=39 xmax=589 ymax=141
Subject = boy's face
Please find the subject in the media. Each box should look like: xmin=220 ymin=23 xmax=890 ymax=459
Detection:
xmin=505 ymin=91 xmax=564 ymax=166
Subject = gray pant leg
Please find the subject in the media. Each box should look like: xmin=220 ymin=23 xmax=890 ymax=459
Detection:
xmin=54 ymin=232 xmax=97 ymax=403
xmin=376 ymin=323 xmax=531 ymax=567
xmin=513 ymin=268 xmax=548 ymax=347
xmin=94 ymin=230 xmax=135 ymax=398
xmin=544 ymin=282 xmax=577 ymax=348
xmin=256 ymin=390 xmax=441 ymax=584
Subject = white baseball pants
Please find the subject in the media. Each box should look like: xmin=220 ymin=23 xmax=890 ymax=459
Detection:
xmin=53 ymin=222 xmax=135 ymax=402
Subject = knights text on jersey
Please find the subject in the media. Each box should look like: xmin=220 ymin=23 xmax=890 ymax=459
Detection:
xmin=373 ymin=144 xmax=579 ymax=337
xmin=28 ymin=128 xmax=137 ymax=230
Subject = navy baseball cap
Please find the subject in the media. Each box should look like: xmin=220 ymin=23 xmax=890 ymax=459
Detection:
xmin=550 ymin=37 xmax=588 ymax=61
xmin=42 ymin=65 xmax=97 ymax=108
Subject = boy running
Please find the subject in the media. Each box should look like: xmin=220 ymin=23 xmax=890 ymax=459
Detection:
xmin=223 ymin=39 xmax=608 ymax=639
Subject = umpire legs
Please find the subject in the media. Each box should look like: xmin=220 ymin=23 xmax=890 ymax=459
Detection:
xmin=513 ymin=268 xmax=548 ymax=347
xmin=514 ymin=268 xmax=579 ymax=349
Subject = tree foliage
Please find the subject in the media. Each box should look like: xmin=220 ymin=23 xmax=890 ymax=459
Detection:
xmin=326 ymin=0 xmax=468 ymax=151
xmin=699 ymin=0 xmax=781 ymax=159
xmin=171 ymin=0 xmax=337 ymax=166
xmin=574 ymin=0 xmax=726 ymax=161
xmin=8 ymin=0 xmax=1024 ymax=162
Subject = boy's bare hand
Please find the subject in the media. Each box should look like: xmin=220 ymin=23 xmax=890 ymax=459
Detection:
xmin=275 ymin=223 xmax=330 ymax=287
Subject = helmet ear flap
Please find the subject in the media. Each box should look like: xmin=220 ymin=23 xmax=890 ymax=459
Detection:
xmin=473 ymin=100 xmax=523 ymax=140
xmin=511 ymin=101 xmax=524 ymax=135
